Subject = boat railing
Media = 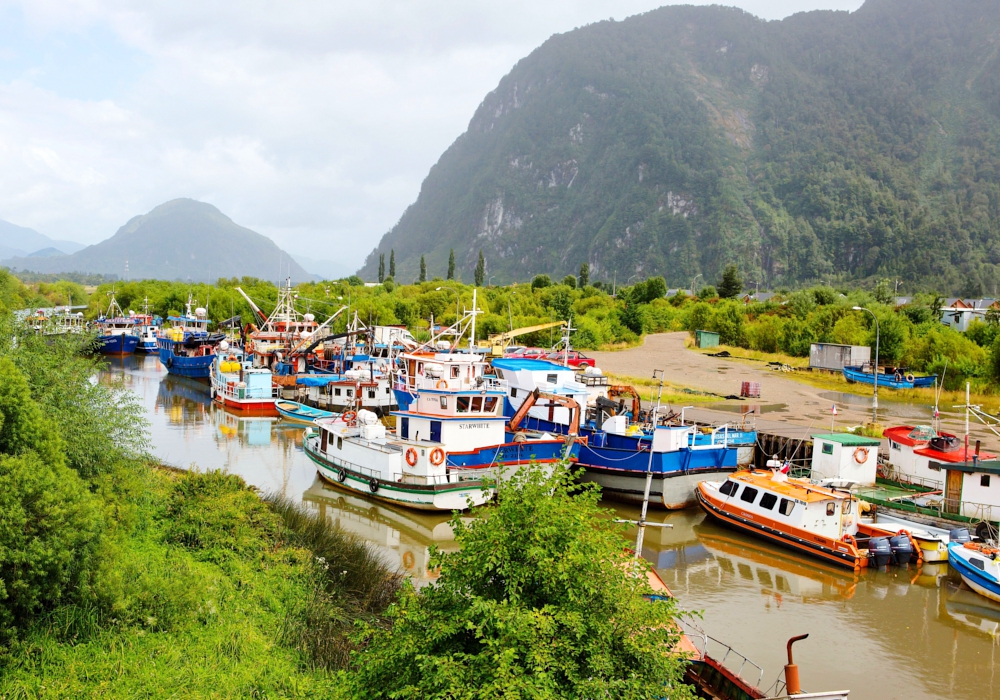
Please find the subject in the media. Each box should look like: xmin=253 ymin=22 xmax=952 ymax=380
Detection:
xmin=856 ymin=485 xmax=999 ymax=525
xmin=677 ymin=617 xmax=764 ymax=689
xmin=390 ymin=466 xmax=495 ymax=486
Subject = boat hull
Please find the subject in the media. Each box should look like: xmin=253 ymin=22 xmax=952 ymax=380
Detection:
xmin=948 ymin=543 xmax=1000 ymax=604
xmin=842 ymin=366 xmax=935 ymax=389
xmin=305 ymin=437 xmax=490 ymax=511
xmin=97 ymin=333 xmax=139 ymax=355
xmin=276 ymin=400 xmax=336 ymax=423
xmin=158 ymin=341 xmax=215 ymax=379
xmin=583 ymin=466 xmax=737 ymax=509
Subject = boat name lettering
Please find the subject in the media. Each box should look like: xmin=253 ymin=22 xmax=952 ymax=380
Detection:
xmin=458 ymin=423 xmax=491 ymax=429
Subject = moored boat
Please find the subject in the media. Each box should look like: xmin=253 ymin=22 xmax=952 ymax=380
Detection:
xmin=697 ymin=470 xmax=918 ymax=571
xmin=94 ymin=291 xmax=139 ymax=355
xmin=865 ymin=511 xmax=957 ymax=562
xmin=134 ymin=297 xmax=160 ymax=353
xmin=948 ymin=539 xmax=1000 ymax=604
xmin=210 ymin=350 xmax=278 ymax=413
xmin=843 ymin=364 xmax=936 ymax=389
xmin=157 ymin=296 xmax=226 ymax=378
xmin=276 ymin=399 xmax=336 ymax=423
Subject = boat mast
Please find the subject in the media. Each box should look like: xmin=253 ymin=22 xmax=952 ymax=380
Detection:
xmin=631 ymin=369 xmax=671 ymax=560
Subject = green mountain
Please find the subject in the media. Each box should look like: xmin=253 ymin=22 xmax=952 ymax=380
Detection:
xmin=361 ymin=0 xmax=1000 ymax=293
xmin=3 ymin=199 xmax=312 ymax=283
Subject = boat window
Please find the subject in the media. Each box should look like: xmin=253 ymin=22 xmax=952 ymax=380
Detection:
xmin=471 ymin=396 xmax=483 ymax=412
xmin=982 ymin=475 xmax=991 ymax=488
xmin=484 ymin=397 xmax=498 ymax=413
xmin=891 ymin=441 xmax=901 ymax=450
xmin=494 ymin=369 xmax=504 ymax=380
xmin=337 ymin=436 xmax=343 ymax=450
xmin=457 ymin=397 xmax=471 ymax=413
xmin=822 ymin=442 xmax=833 ymax=455
xmin=971 ymin=557 xmax=986 ymax=571
xmin=334 ymin=388 xmax=341 ymax=396
xmin=440 ymin=396 xmax=448 ymax=409
xmin=719 ymin=480 xmax=738 ymax=497
xmin=385 ymin=387 xmax=391 ymax=394
xmin=511 ymin=388 xmax=518 ymax=398
xmin=546 ymin=374 xmax=558 ymax=383
xmin=368 ymin=389 xmax=375 ymax=399
xmin=759 ymin=493 xmax=777 ymax=510
xmin=451 ymin=365 xmax=461 ymax=378
xmin=826 ymin=502 xmax=836 ymax=516
xmin=739 ymin=487 xmax=758 ymax=504
xmin=779 ymin=498 xmax=795 ymax=516
xmin=347 ymin=389 xmax=353 ymax=397
xmin=400 ymin=417 xmax=409 ymax=440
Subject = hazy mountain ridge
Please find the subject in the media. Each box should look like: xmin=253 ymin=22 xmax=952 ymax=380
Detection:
xmin=4 ymin=199 xmax=312 ymax=283
xmin=361 ymin=0 xmax=1000 ymax=293
xmin=0 ymin=220 xmax=85 ymax=259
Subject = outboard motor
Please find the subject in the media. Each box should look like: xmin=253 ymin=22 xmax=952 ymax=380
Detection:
xmin=949 ymin=528 xmax=972 ymax=544
xmin=889 ymin=534 xmax=914 ymax=566
xmin=868 ymin=537 xmax=893 ymax=568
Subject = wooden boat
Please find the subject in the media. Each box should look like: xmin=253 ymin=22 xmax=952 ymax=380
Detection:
xmin=697 ymin=470 xmax=920 ymax=571
xmin=948 ymin=540 xmax=1000 ymax=604
xmin=842 ymin=364 xmax=935 ymax=389
xmin=276 ymin=400 xmax=335 ymax=423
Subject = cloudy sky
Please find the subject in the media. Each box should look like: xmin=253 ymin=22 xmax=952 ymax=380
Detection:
xmin=0 ymin=0 xmax=863 ymax=270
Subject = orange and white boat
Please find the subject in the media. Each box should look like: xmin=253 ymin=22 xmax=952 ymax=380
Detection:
xmin=697 ymin=470 xmax=922 ymax=571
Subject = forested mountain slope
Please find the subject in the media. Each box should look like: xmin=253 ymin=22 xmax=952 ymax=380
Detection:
xmin=361 ymin=0 xmax=1000 ymax=293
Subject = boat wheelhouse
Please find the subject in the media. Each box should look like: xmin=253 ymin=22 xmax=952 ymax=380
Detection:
xmin=304 ymin=352 xmax=579 ymax=511
xmin=493 ymin=357 xmax=746 ymax=508
xmin=95 ymin=291 xmax=139 ymax=355
xmin=883 ymin=425 xmax=996 ymax=486
xmin=236 ymin=278 xmax=322 ymax=372
xmin=210 ymin=348 xmax=278 ymax=413
xmin=134 ymin=297 xmax=160 ymax=353
xmin=697 ymin=470 xmax=916 ymax=571
xmin=157 ymin=296 xmax=224 ymax=378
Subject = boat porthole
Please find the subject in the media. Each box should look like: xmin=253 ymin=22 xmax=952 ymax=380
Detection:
xmin=368 ymin=478 xmax=379 ymax=493
xmin=337 ymin=468 xmax=347 ymax=483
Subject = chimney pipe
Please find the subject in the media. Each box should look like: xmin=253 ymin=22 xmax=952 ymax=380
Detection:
xmin=784 ymin=634 xmax=809 ymax=695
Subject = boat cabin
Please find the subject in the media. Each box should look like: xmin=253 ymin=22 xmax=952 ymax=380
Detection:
xmin=884 ymin=425 xmax=996 ymax=486
xmin=810 ymin=433 xmax=880 ymax=486
xmin=491 ymin=358 xmax=590 ymax=428
xmin=929 ymin=457 xmax=1000 ymax=523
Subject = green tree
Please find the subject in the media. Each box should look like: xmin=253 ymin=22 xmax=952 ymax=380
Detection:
xmin=378 ymin=254 xmax=385 ymax=283
xmin=474 ymin=250 xmax=485 ymax=286
xmin=531 ymin=274 xmax=552 ymax=289
xmin=419 ymin=255 xmax=427 ymax=282
xmin=348 ymin=465 xmax=692 ymax=699
xmin=389 ymin=249 xmax=396 ymax=279
xmin=698 ymin=285 xmax=717 ymax=300
xmin=717 ymin=264 xmax=742 ymax=299
xmin=447 ymin=249 xmax=456 ymax=280
xmin=578 ymin=262 xmax=590 ymax=288
xmin=562 ymin=274 xmax=577 ymax=289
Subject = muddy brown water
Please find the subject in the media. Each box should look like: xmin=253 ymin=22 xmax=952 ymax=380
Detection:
xmin=108 ymin=355 xmax=1000 ymax=700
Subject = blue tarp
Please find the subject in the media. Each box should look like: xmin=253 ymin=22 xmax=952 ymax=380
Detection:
xmin=296 ymin=374 xmax=348 ymax=387
xmin=492 ymin=358 xmax=573 ymax=372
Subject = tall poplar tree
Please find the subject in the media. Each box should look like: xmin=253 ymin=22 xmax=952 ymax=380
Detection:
xmin=579 ymin=262 xmax=590 ymax=287
xmin=378 ymin=254 xmax=385 ymax=283
xmin=447 ymin=249 xmax=456 ymax=280
xmin=389 ymin=249 xmax=395 ymax=278
xmin=419 ymin=255 xmax=427 ymax=282
xmin=474 ymin=250 xmax=485 ymax=286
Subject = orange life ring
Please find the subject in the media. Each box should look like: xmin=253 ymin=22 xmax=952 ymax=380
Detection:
xmin=341 ymin=410 xmax=357 ymax=424
xmin=842 ymin=533 xmax=856 ymax=547
xmin=853 ymin=447 xmax=869 ymax=463
xmin=402 ymin=551 xmax=415 ymax=569
xmin=429 ymin=447 xmax=445 ymax=466
xmin=436 ymin=379 xmax=448 ymax=389
xmin=405 ymin=447 xmax=418 ymax=466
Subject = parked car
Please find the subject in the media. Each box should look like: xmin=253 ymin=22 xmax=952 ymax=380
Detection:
xmin=544 ymin=350 xmax=596 ymax=368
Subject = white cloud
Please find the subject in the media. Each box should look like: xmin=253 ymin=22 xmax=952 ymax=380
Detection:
xmin=0 ymin=1 xmax=863 ymax=268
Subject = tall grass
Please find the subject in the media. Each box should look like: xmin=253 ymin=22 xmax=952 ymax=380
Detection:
xmin=266 ymin=494 xmax=403 ymax=670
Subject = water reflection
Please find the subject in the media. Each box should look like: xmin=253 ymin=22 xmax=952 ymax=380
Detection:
xmin=105 ymin=356 xmax=999 ymax=700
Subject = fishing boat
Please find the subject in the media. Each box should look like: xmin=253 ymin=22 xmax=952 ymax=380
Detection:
xmin=276 ymin=399 xmax=336 ymax=423
xmin=303 ymin=351 xmax=579 ymax=511
xmin=493 ymin=357 xmax=744 ymax=508
xmin=948 ymin=538 xmax=1000 ymax=604
xmin=157 ymin=297 xmax=226 ymax=379
xmin=134 ymin=297 xmax=160 ymax=353
xmin=94 ymin=291 xmax=139 ymax=355
xmin=842 ymin=364 xmax=935 ymax=389
xmin=697 ymin=470 xmax=919 ymax=571
xmin=210 ymin=349 xmax=278 ymax=413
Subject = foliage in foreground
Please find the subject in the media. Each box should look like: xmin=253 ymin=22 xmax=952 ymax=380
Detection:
xmin=348 ymin=464 xmax=693 ymax=699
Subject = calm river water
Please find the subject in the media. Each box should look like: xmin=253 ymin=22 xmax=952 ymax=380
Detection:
xmin=108 ymin=354 xmax=1000 ymax=700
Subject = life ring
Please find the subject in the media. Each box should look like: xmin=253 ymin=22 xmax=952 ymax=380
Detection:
xmin=429 ymin=447 xmax=445 ymax=466
xmin=905 ymin=373 xmax=915 ymax=383
xmin=405 ymin=448 xmax=418 ymax=467
xmin=368 ymin=478 xmax=379 ymax=493
xmin=436 ymin=379 xmax=448 ymax=389
xmin=853 ymin=447 xmax=869 ymax=463
xmin=341 ymin=410 xmax=357 ymax=424
xmin=402 ymin=551 xmax=415 ymax=569
xmin=337 ymin=468 xmax=347 ymax=483
xmin=842 ymin=533 xmax=856 ymax=547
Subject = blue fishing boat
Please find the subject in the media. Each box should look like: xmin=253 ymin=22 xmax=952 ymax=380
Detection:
xmin=94 ymin=291 xmax=139 ymax=355
xmin=276 ymin=400 xmax=336 ymax=423
xmin=492 ymin=358 xmax=743 ymax=509
xmin=843 ymin=364 xmax=936 ymax=389
xmin=948 ymin=539 xmax=1000 ymax=604
xmin=134 ymin=297 xmax=161 ymax=353
xmin=157 ymin=296 xmax=226 ymax=379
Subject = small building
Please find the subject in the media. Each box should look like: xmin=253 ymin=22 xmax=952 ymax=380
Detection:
xmin=695 ymin=330 xmax=719 ymax=349
xmin=940 ymin=298 xmax=1000 ymax=332
xmin=809 ymin=343 xmax=871 ymax=372
xmin=810 ymin=433 xmax=881 ymax=485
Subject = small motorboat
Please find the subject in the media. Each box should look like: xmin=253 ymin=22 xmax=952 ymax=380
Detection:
xmin=276 ymin=400 xmax=336 ymax=423
xmin=843 ymin=364 xmax=936 ymax=389
xmin=948 ymin=537 xmax=1000 ymax=604
xmin=866 ymin=511 xmax=959 ymax=562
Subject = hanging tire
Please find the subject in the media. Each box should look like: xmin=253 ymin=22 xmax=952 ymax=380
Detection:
xmin=165 ymin=355 xmax=174 ymax=369
xmin=976 ymin=521 xmax=994 ymax=541
xmin=368 ymin=478 xmax=379 ymax=493
xmin=337 ymin=468 xmax=347 ymax=483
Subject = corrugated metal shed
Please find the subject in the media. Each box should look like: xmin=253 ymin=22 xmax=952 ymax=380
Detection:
xmin=809 ymin=343 xmax=870 ymax=371
xmin=695 ymin=330 xmax=720 ymax=348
